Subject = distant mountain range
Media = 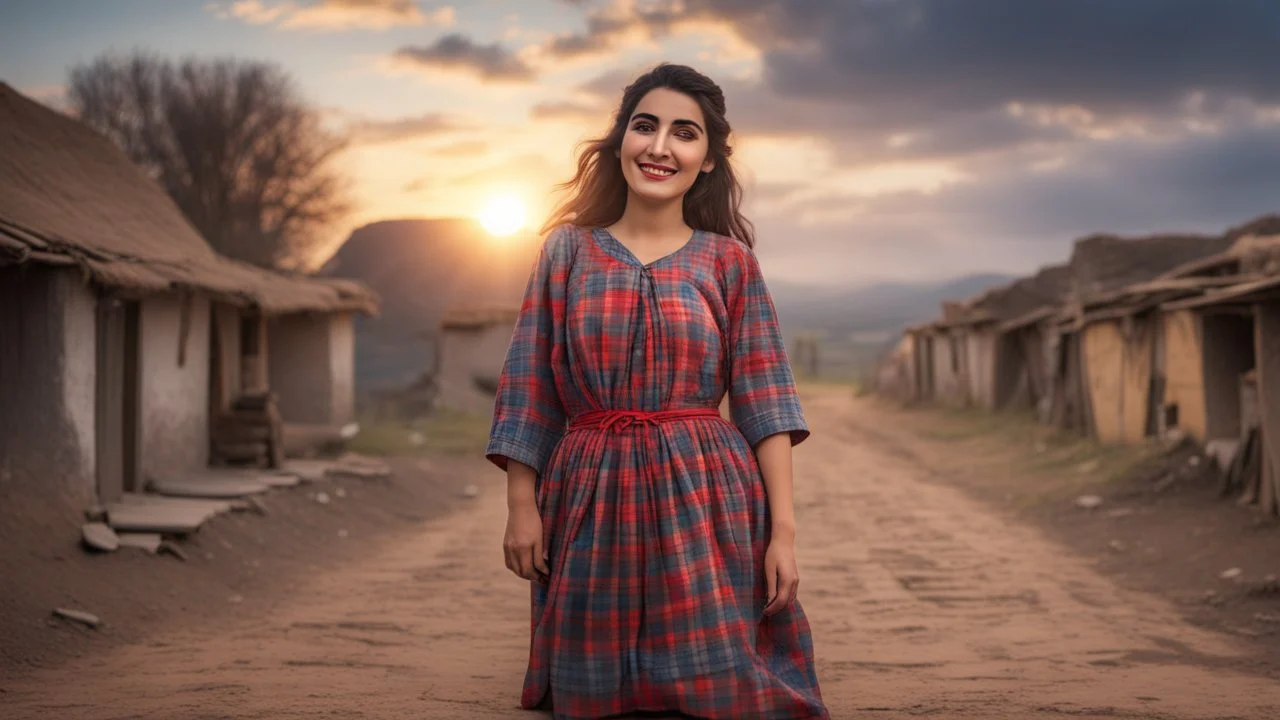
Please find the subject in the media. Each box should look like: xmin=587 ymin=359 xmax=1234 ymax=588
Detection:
xmin=322 ymin=218 xmax=1012 ymax=393
xmin=770 ymin=272 xmax=1016 ymax=344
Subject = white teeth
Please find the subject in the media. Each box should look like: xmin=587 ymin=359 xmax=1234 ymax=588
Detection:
xmin=641 ymin=165 xmax=674 ymax=176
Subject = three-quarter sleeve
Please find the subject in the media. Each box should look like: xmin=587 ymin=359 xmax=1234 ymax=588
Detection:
xmin=485 ymin=229 xmax=569 ymax=473
xmin=722 ymin=245 xmax=810 ymax=448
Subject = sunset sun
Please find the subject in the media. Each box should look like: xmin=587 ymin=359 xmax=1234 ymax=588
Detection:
xmin=479 ymin=194 xmax=527 ymax=237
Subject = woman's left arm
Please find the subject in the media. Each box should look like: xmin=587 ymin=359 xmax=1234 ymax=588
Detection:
xmin=757 ymin=432 xmax=799 ymax=616
xmin=720 ymin=243 xmax=809 ymax=617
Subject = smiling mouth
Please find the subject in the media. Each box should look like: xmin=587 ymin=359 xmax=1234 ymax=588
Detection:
xmin=638 ymin=162 xmax=676 ymax=179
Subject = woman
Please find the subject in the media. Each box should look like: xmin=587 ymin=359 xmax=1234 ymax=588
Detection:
xmin=486 ymin=63 xmax=829 ymax=720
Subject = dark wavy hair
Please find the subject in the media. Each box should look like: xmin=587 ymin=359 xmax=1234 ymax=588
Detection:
xmin=540 ymin=63 xmax=754 ymax=247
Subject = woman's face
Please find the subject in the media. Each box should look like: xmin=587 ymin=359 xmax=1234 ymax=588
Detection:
xmin=618 ymin=87 xmax=715 ymax=204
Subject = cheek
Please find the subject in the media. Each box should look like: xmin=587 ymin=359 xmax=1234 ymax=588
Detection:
xmin=677 ymin=144 xmax=709 ymax=170
xmin=619 ymin=136 xmax=646 ymax=162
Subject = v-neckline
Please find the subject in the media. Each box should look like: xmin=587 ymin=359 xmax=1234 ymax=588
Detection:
xmin=593 ymin=227 xmax=699 ymax=269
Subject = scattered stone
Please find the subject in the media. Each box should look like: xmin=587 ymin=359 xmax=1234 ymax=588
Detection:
xmin=53 ymin=608 xmax=100 ymax=629
xmin=1108 ymin=540 xmax=1126 ymax=553
xmin=1202 ymin=590 xmax=1226 ymax=607
xmin=82 ymin=522 xmax=120 ymax=552
xmin=1204 ymin=439 xmax=1240 ymax=472
xmin=247 ymin=495 xmax=268 ymax=515
xmin=1254 ymin=613 xmax=1280 ymax=624
xmin=1033 ymin=441 xmax=1048 ymax=454
xmin=1076 ymin=459 xmax=1101 ymax=475
xmin=1188 ymin=455 xmax=1202 ymax=467
xmin=1246 ymin=578 xmax=1280 ymax=597
xmin=338 ymin=529 xmax=349 ymax=539
xmin=329 ymin=453 xmax=392 ymax=480
xmin=158 ymin=540 xmax=188 ymax=562
xmin=1105 ymin=507 xmax=1134 ymax=518
xmin=84 ymin=504 xmax=107 ymax=523
xmin=409 ymin=431 xmax=426 ymax=447
xmin=1075 ymin=494 xmax=1104 ymax=510
xmin=228 ymin=594 xmax=244 ymax=604
xmin=1162 ymin=422 xmax=1187 ymax=445
xmin=117 ymin=533 xmax=163 ymax=554
xmin=462 ymin=483 xmax=480 ymax=499
xmin=1220 ymin=567 xmax=1244 ymax=581
xmin=315 ymin=492 xmax=331 ymax=505
xmin=334 ymin=487 xmax=348 ymax=499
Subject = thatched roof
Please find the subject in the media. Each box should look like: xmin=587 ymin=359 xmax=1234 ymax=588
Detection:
xmin=936 ymin=263 xmax=1070 ymax=330
xmin=1158 ymin=214 xmax=1280 ymax=281
xmin=1163 ymin=274 xmax=1280 ymax=312
xmin=440 ymin=306 xmax=520 ymax=331
xmin=0 ymin=82 xmax=376 ymax=315
xmin=1075 ymin=213 xmax=1280 ymax=321
xmin=1065 ymin=230 xmax=1235 ymax=303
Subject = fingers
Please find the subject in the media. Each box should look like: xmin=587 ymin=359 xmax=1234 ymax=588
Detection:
xmin=503 ymin=541 xmax=530 ymax=580
xmin=764 ymin=572 xmax=800 ymax=617
xmin=514 ymin=545 xmax=534 ymax=580
xmin=533 ymin=538 xmax=550 ymax=577
xmin=765 ymin=556 xmax=778 ymax=607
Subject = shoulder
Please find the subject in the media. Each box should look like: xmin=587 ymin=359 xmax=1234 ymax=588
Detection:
xmin=539 ymin=223 xmax=590 ymax=260
xmin=704 ymin=231 xmax=761 ymax=278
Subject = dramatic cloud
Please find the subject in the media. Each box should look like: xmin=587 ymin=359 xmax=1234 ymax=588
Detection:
xmin=558 ymin=1 xmax=1280 ymax=159
xmin=744 ymin=106 xmax=1280 ymax=286
xmin=208 ymin=0 xmax=454 ymax=31
xmin=542 ymin=3 xmax=683 ymax=60
xmin=344 ymin=112 xmax=464 ymax=144
xmin=259 ymin=0 xmax=1280 ymax=283
xmin=392 ymin=34 xmax=535 ymax=81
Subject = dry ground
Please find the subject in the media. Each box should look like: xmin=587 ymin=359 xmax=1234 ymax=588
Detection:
xmin=2 ymin=388 xmax=1279 ymax=719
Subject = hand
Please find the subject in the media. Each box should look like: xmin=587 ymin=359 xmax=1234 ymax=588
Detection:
xmin=763 ymin=537 xmax=799 ymax=617
xmin=503 ymin=502 xmax=549 ymax=581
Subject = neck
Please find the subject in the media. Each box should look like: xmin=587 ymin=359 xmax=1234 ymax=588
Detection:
xmin=612 ymin=191 xmax=689 ymax=240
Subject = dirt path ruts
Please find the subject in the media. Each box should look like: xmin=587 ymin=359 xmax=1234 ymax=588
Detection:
xmin=3 ymin=389 xmax=1279 ymax=719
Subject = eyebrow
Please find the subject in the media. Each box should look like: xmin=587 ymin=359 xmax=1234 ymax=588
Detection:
xmin=630 ymin=112 xmax=704 ymax=133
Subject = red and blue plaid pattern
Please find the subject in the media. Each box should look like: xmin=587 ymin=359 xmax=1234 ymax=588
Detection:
xmin=487 ymin=225 xmax=828 ymax=719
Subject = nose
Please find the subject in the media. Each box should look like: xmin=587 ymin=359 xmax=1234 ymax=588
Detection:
xmin=646 ymin=131 xmax=670 ymax=159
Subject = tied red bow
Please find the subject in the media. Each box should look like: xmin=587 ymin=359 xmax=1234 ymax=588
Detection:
xmin=568 ymin=408 xmax=721 ymax=433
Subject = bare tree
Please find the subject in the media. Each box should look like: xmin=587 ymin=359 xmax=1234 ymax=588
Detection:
xmin=68 ymin=51 xmax=351 ymax=271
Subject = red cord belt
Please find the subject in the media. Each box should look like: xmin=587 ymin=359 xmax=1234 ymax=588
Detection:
xmin=567 ymin=407 xmax=722 ymax=433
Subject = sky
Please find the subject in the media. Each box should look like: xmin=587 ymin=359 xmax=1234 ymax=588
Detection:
xmin=3 ymin=0 xmax=1279 ymax=286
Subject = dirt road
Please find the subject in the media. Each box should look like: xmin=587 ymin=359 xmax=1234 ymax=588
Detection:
xmin=4 ymin=389 xmax=1279 ymax=719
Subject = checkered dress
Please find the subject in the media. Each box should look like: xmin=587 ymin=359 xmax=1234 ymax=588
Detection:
xmin=486 ymin=225 xmax=829 ymax=720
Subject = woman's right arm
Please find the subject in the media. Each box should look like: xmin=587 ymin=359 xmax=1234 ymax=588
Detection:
xmin=503 ymin=460 xmax=548 ymax=580
xmin=486 ymin=228 xmax=571 ymax=580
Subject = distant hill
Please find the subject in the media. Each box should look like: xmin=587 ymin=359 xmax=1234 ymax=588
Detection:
xmin=321 ymin=218 xmax=541 ymax=392
xmin=769 ymin=273 xmax=1015 ymax=379
xmin=323 ymin=217 xmax=1013 ymax=393
xmin=770 ymin=272 xmax=1016 ymax=340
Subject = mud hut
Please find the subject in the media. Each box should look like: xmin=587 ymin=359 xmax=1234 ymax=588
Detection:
xmin=0 ymin=83 xmax=376 ymax=506
xmin=435 ymin=306 xmax=520 ymax=417
xmin=921 ymin=303 xmax=972 ymax=409
xmin=1154 ymin=220 xmax=1280 ymax=460
xmin=1059 ymin=230 xmax=1235 ymax=442
xmin=1163 ymin=267 xmax=1280 ymax=513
